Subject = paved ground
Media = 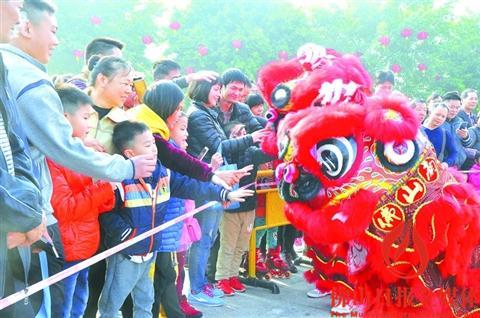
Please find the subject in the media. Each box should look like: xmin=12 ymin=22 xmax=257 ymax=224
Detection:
xmin=190 ymin=264 xmax=334 ymax=318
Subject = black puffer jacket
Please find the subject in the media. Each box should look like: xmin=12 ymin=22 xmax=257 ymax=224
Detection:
xmin=227 ymin=146 xmax=273 ymax=213
xmin=187 ymin=101 xmax=255 ymax=163
xmin=217 ymin=102 xmax=265 ymax=133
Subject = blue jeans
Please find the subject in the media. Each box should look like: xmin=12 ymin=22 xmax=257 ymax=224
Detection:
xmin=62 ymin=262 xmax=89 ymax=318
xmin=188 ymin=202 xmax=223 ymax=293
xmin=98 ymin=253 xmax=156 ymax=318
xmin=255 ymin=217 xmax=278 ymax=249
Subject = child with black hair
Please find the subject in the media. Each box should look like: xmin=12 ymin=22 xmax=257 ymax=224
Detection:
xmin=47 ymin=85 xmax=116 ymax=318
xmin=245 ymin=93 xmax=267 ymax=127
xmin=98 ymin=121 xmax=253 ymax=317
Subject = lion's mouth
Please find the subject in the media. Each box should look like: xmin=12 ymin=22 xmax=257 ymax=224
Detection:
xmin=277 ymin=168 xmax=329 ymax=208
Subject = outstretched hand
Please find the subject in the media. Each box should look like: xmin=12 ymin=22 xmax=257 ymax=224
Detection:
xmin=227 ymin=188 xmax=255 ymax=202
xmin=214 ymin=165 xmax=253 ymax=186
xmin=186 ymin=70 xmax=219 ymax=83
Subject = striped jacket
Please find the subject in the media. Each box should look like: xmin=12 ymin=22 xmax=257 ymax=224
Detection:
xmin=100 ymin=159 xmax=228 ymax=256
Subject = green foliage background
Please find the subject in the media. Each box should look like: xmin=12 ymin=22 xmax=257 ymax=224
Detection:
xmin=50 ymin=0 xmax=480 ymax=100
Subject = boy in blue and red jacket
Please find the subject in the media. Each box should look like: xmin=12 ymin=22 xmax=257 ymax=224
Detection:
xmin=98 ymin=121 xmax=252 ymax=317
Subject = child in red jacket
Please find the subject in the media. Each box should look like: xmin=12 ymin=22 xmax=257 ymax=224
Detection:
xmin=47 ymin=86 xmax=115 ymax=318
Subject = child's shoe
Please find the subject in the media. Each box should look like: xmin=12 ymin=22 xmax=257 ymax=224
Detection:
xmin=216 ymin=279 xmax=235 ymax=296
xmin=205 ymin=283 xmax=225 ymax=298
xmin=229 ymin=276 xmax=246 ymax=293
xmin=255 ymin=248 xmax=268 ymax=273
xmin=267 ymin=247 xmax=290 ymax=271
xmin=179 ymin=295 xmax=203 ymax=318
xmin=188 ymin=287 xmax=225 ymax=307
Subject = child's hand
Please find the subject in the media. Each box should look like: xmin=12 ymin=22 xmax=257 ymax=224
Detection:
xmin=210 ymin=153 xmax=223 ymax=171
xmin=211 ymin=174 xmax=231 ymax=190
xmin=237 ymin=165 xmax=253 ymax=178
xmin=83 ymin=137 xmax=106 ymax=152
xmin=227 ymin=189 xmax=255 ymax=202
xmin=214 ymin=170 xmax=240 ymax=186
xmin=214 ymin=165 xmax=253 ymax=186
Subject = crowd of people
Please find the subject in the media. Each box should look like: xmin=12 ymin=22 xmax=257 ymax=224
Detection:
xmin=0 ymin=1 xmax=302 ymax=318
xmin=2 ymin=1 xmax=480 ymax=318
xmin=376 ymin=70 xmax=480 ymax=178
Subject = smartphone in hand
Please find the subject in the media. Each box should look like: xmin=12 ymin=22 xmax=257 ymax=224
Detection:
xmin=198 ymin=146 xmax=209 ymax=161
xmin=459 ymin=122 xmax=468 ymax=130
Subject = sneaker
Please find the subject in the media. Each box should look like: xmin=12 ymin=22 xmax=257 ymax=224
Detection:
xmin=179 ymin=295 xmax=203 ymax=318
xmin=205 ymin=283 xmax=225 ymax=298
xmin=229 ymin=276 xmax=246 ymax=293
xmin=216 ymin=279 xmax=235 ymax=296
xmin=188 ymin=289 xmax=224 ymax=307
xmin=331 ymin=301 xmax=354 ymax=314
xmin=307 ymin=288 xmax=331 ymax=298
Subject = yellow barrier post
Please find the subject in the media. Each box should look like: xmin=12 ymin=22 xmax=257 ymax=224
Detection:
xmin=241 ymin=170 xmax=289 ymax=293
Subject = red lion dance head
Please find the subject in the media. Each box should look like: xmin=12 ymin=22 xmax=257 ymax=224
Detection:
xmin=258 ymin=44 xmax=480 ymax=317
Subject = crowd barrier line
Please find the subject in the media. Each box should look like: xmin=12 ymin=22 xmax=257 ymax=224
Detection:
xmin=0 ymin=181 xmax=259 ymax=310
xmin=0 ymin=200 xmax=219 ymax=310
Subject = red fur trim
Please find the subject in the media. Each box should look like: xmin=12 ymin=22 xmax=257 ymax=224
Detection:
xmin=285 ymin=189 xmax=379 ymax=245
xmin=260 ymin=129 xmax=278 ymax=157
xmin=364 ymin=95 xmax=419 ymax=142
xmin=276 ymin=108 xmax=309 ymax=142
xmin=413 ymin=199 xmax=452 ymax=260
xmin=341 ymin=54 xmax=373 ymax=97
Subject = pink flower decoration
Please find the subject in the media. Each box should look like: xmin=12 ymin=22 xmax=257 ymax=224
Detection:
xmin=90 ymin=16 xmax=102 ymax=25
xmin=417 ymin=63 xmax=427 ymax=71
xmin=198 ymin=45 xmax=208 ymax=57
xmin=400 ymin=28 xmax=413 ymax=38
xmin=435 ymin=74 xmax=442 ymax=81
xmin=232 ymin=40 xmax=243 ymax=50
xmin=391 ymin=64 xmax=402 ymax=73
xmin=417 ymin=31 xmax=429 ymax=40
xmin=142 ymin=35 xmax=153 ymax=45
xmin=278 ymin=50 xmax=288 ymax=60
xmin=72 ymin=49 xmax=84 ymax=58
xmin=185 ymin=67 xmax=195 ymax=74
xmin=379 ymin=35 xmax=391 ymax=46
xmin=169 ymin=21 xmax=181 ymax=31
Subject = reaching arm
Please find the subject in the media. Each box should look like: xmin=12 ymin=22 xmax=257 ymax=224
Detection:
xmin=17 ymin=86 xmax=134 ymax=181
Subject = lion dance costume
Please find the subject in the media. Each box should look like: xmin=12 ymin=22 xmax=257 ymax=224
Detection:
xmin=257 ymin=44 xmax=480 ymax=317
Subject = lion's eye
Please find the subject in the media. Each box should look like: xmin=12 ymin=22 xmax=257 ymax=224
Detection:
xmin=315 ymin=137 xmax=357 ymax=179
xmin=271 ymin=84 xmax=292 ymax=110
xmin=376 ymin=140 xmax=419 ymax=172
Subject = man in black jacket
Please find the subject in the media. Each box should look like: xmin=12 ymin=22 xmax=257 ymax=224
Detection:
xmin=217 ymin=68 xmax=265 ymax=133
xmin=0 ymin=1 xmax=45 ymax=316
